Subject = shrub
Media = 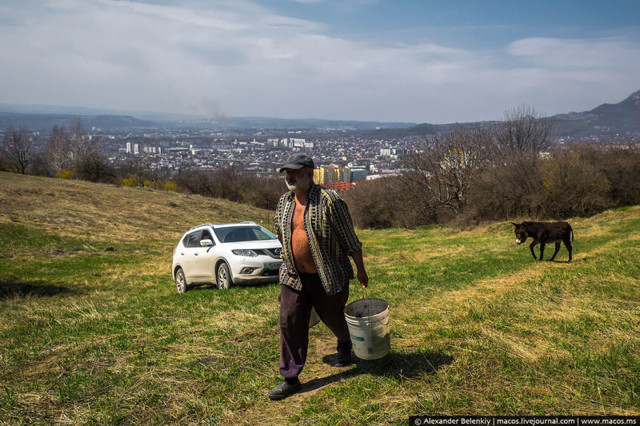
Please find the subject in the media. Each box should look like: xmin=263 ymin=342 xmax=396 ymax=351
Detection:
xmin=163 ymin=181 xmax=178 ymax=191
xmin=119 ymin=175 xmax=140 ymax=187
xmin=342 ymin=177 xmax=426 ymax=229
xmin=75 ymin=151 xmax=116 ymax=183
xmin=57 ymin=169 xmax=76 ymax=180
xmin=244 ymin=174 xmax=284 ymax=210
xmin=588 ymin=143 xmax=640 ymax=207
xmin=468 ymin=151 xmax=545 ymax=221
xmin=538 ymin=146 xmax=611 ymax=217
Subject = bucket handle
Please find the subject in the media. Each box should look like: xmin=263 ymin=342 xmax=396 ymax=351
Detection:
xmin=362 ymin=287 xmax=371 ymax=319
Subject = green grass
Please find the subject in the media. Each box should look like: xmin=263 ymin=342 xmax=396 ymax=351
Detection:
xmin=1 ymin=172 xmax=639 ymax=424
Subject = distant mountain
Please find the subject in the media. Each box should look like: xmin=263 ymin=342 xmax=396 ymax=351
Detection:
xmin=1 ymin=90 xmax=639 ymax=138
xmin=229 ymin=116 xmax=415 ymax=130
xmin=384 ymin=89 xmax=640 ymax=141
xmin=371 ymin=120 xmax=496 ymax=139
xmin=0 ymin=110 xmax=158 ymax=133
xmin=549 ymin=90 xmax=640 ymax=139
xmin=0 ymin=104 xmax=416 ymax=132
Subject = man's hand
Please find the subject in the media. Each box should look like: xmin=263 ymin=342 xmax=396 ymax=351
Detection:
xmin=350 ymin=248 xmax=368 ymax=289
xmin=357 ymin=269 xmax=368 ymax=289
xmin=351 ymin=249 xmax=369 ymax=288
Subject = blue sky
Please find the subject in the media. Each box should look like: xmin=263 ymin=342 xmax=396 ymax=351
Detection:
xmin=1 ymin=0 xmax=639 ymax=123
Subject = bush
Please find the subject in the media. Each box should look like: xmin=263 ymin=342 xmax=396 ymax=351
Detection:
xmin=57 ymin=169 xmax=76 ymax=180
xmin=586 ymin=143 xmax=640 ymax=207
xmin=538 ymin=146 xmax=611 ymax=218
xmin=174 ymin=170 xmax=218 ymax=197
xmin=342 ymin=177 xmax=426 ymax=229
xmin=119 ymin=175 xmax=140 ymax=187
xmin=393 ymin=138 xmax=640 ymax=227
xmin=469 ymin=151 xmax=545 ymax=220
xmin=75 ymin=151 xmax=116 ymax=183
xmin=174 ymin=168 xmax=284 ymax=210
xmin=163 ymin=181 xmax=178 ymax=191
xmin=244 ymin=174 xmax=284 ymax=210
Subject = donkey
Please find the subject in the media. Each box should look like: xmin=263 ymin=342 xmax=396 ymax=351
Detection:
xmin=511 ymin=221 xmax=573 ymax=262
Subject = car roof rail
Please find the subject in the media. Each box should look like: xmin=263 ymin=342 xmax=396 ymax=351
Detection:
xmin=213 ymin=221 xmax=258 ymax=228
xmin=189 ymin=221 xmax=258 ymax=231
xmin=189 ymin=223 xmax=214 ymax=230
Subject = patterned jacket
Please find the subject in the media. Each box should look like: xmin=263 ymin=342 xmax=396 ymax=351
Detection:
xmin=274 ymin=183 xmax=362 ymax=295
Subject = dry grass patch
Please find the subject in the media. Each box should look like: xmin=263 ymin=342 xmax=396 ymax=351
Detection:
xmin=432 ymin=267 xmax=544 ymax=310
xmin=479 ymin=326 xmax=563 ymax=362
xmin=0 ymin=173 xmax=272 ymax=243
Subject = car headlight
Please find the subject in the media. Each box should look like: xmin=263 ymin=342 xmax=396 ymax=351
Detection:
xmin=232 ymin=249 xmax=258 ymax=257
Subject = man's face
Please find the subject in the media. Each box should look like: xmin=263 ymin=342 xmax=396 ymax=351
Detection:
xmin=284 ymin=167 xmax=313 ymax=193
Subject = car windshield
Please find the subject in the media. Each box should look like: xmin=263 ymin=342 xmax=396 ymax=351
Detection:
xmin=214 ymin=226 xmax=278 ymax=243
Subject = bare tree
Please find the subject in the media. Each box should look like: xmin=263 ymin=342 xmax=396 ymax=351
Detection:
xmin=495 ymin=105 xmax=552 ymax=154
xmin=44 ymin=125 xmax=74 ymax=176
xmin=245 ymin=174 xmax=285 ymax=210
xmin=215 ymin=166 xmax=249 ymax=202
xmin=538 ymin=145 xmax=612 ymax=218
xmin=117 ymin=155 xmax=153 ymax=187
xmin=69 ymin=119 xmax=91 ymax=164
xmin=343 ymin=176 xmax=417 ymax=228
xmin=596 ymin=142 xmax=640 ymax=207
xmin=174 ymin=169 xmax=219 ymax=197
xmin=402 ymin=127 xmax=496 ymax=219
xmin=1 ymin=126 xmax=33 ymax=174
xmin=469 ymin=150 xmax=545 ymax=220
xmin=75 ymin=137 xmax=116 ymax=183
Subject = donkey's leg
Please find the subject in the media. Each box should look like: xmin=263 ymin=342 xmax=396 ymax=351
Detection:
xmin=549 ymin=242 xmax=561 ymax=261
xmin=529 ymin=241 xmax=538 ymax=260
xmin=564 ymin=238 xmax=572 ymax=262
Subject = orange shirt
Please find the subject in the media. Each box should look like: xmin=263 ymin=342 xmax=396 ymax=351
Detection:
xmin=291 ymin=199 xmax=317 ymax=273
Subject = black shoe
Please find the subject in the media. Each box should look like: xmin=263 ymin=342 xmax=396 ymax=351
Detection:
xmin=334 ymin=340 xmax=353 ymax=367
xmin=268 ymin=378 xmax=301 ymax=401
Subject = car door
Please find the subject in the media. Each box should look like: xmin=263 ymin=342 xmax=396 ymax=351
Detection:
xmin=192 ymin=229 xmax=217 ymax=281
xmin=179 ymin=230 xmax=203 ymax=281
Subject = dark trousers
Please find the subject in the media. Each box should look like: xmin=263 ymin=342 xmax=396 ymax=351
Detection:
xmin=279 ymin=273 xmax=350 ymax=380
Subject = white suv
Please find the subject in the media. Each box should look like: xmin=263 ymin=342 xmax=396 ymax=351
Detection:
xmin=172 ymin=222 xmax=283 ymax=293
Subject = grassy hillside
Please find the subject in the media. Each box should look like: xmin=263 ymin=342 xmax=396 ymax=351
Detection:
xmin=1 ymin=172 xmax=639 ymax=424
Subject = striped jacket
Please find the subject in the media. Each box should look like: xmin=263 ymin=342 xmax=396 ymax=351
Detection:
xmin=274 ymin=183 xmax=362 ymax=295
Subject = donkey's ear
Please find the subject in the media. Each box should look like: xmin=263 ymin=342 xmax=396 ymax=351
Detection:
xmin=511 ymin=222 xmax=518 ymax=227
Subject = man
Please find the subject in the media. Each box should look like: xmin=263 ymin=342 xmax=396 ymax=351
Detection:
xmin=269 ymin=153 xmax=368 ymax=401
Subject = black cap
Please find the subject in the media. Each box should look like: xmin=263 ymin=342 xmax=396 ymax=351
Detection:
xmin=277 ymin=153 xmax=315 ymax=173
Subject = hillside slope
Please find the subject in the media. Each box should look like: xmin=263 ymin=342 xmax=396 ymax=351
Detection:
xmin=0 ymin=172 xmax=274 ymax=244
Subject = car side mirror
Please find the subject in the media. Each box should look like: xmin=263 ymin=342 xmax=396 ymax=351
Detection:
xmin=200 ymin=239 xmax=214 ymax=247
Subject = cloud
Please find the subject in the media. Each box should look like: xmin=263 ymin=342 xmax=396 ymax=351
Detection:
xmin=507 ymin=36 xmax=640 ymax=70
xmin=97 ymin=0 xmax=245 ymax=31
xmin=500 ymin=37 xmax=640 ymax=113
xmin=1 ymin=1 xmax=639 ymax=123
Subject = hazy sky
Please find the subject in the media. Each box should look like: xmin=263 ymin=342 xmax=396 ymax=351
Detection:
xmin=2 ymin=0 xmax=639 ymax=123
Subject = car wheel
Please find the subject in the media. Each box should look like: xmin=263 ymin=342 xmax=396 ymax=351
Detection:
xmin=175 ymin=268 xmax=188 ymax=293
xmin=217 ymin=262 xmax=232 ymax=290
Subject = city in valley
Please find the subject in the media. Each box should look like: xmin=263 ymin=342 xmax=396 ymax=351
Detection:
xmin=114 ymin=129 xmax=418 ymax=186
xmin=3 ymin=87 xmax=639 ymax=188
xmin=24 ymin=122 xmax=424 ymax=187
